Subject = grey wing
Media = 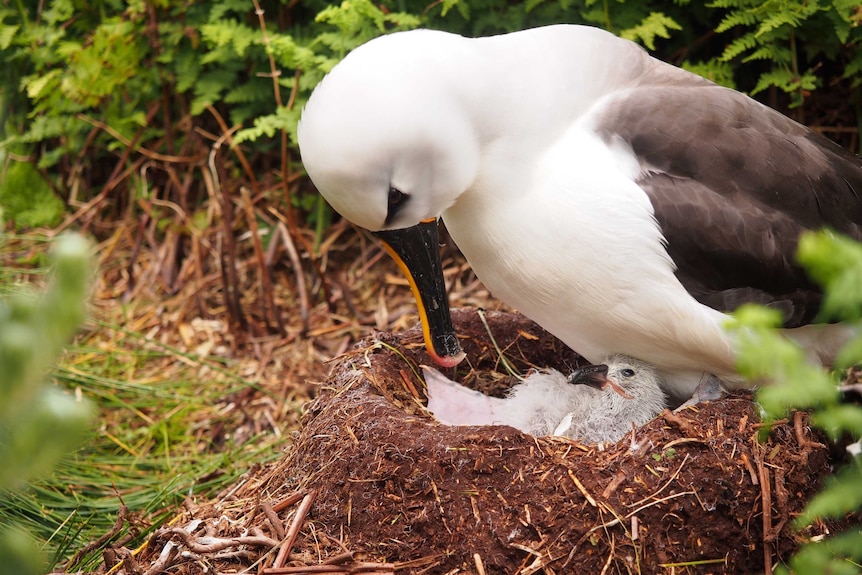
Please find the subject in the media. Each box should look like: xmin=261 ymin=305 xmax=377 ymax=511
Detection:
xmin=595 ymin=83 xmax=862 ymax=327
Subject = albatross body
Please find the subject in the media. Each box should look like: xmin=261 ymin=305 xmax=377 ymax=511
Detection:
xmin=298 ymin=25 xmax=862 ymax=400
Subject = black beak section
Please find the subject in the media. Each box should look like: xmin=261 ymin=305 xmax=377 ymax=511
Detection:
xmin=567 ymin=363 xmax=610 ymax=389
xmin=374 ymin=218 xmax=466 ymax=368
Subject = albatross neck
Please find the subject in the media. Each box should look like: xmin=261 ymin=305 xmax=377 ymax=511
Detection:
xmin=456 ymin=26 xmax=652 ymax=155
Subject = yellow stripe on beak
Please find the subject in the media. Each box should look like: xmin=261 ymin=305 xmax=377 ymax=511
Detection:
xmin=376 ymin=219 xmax=466 ymax=367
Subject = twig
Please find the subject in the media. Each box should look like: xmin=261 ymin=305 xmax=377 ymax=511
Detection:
xmin=205 ymin=104 xmax=261 ymax=195
xmin=476 ymin=308 xmax=522 ymax=379
xmin=627 ymin=453 xmax=691 ymax=508
xmin=321 ymin=552 xmax=358 ymax=565
xmin=262 ymin=500 xmax=286 ymax=540
xmin=568 ymin=470 xmax=597 ymax=507
xmin=473 ymin=554 xmax=487 ymax=575
xmin=740 ymin=452 xmax=759 ymax=485
xmin=755 ymin=440 xmax=774 ymax=573
xmin=143 ymin=541 xmax=177 ymax=575
xmin=771 ymin=465 xmax=790 ymax=537
xmin=205 ymin=133 xmax=248 ymax=337
xmin=75 ymin=112 xmax=199 ymax=163
xmin=64 ymin=505 xmax=128 ymax=571
xmin=264 ymin=564 xmax=395 ymax=574
xmin=251 ymin=0 xmax=302 ymax=241
xmin=275 ymin=218 xmax=311 ymax=335
xmin=660 ymin=409 xmax=697 ymax=436
xmin=273 ymin=490 xmax=309 ymax=513
xmin=585 ymin=490 xmax=696 ymax=537
xmin=601 ymin=473 xmax=626 ymax=499
xmin=272 ymin=489 xmax=318 ymax=569
xmin=793 ymin=411 xmax=826 ymax=449
xmin=599 ymin=536 xmax=615 ymax=575
xmin=167 ymin=528 xmax=278 ymax=552
xmin=241 ymin=186 xmax=285 ymax=334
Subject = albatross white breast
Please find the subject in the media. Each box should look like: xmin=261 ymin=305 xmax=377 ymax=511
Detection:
xmin=297 ymin=25 xmax=862 ymax=401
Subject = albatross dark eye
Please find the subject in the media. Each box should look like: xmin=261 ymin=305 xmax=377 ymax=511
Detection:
xmin=388 ymin=187 xmax=405 ymax=206
xmin=385 ymin=187 xmax=409 ymax=225
xmin=620 ymin=368 xmax=635 ymax=378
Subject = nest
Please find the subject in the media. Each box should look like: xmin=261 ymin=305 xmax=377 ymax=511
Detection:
xmin=113 ymin=309 xmax=840 ymax=575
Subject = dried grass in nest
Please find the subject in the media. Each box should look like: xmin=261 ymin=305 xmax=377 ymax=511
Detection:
xmin=99 ymin=309 xmax=839 ymax=575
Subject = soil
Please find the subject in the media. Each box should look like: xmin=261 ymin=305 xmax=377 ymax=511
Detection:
xmin=103 ymin=309 xmax=847 ymax=575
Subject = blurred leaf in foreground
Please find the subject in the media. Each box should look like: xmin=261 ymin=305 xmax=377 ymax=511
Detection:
xmin=730 ymin=230 xmax=862 ymax=575
xmin=0 ymin=232 xmax=94 ymax=575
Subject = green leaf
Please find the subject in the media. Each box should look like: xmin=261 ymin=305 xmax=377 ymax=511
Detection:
xmin=729 ymin=304 xmax=839 ymax=419
xmin=798 ymin=231 xmax=862 ymax=321
xmin=720 ymin=33 xmax=758 ymax=61
xmin=619 ymin=12 xmax=682 ymax=50
xmin=200 ymin=19 xmax=258 ymax=57
xmin=835 ymin=329 xmax=862 ymax=369
xmin=234 ymin=106 xmax=302 ymax=146
xmin=811 ymin=404 xmax=862 ymax=438
xmin=682 ymin=59 xmax=737 ymax=88
xmin=795 ymin=464 xmax=862 ymax=527
xmin=0 ymin=161 xmax=65 ymax=228
xmin=0 ymin=23 xmax=18 ymax=50
xmin=782 ymin=528 xmax=862 ymax=575
xmin=21 ymin=69 xmax=62 ymax=100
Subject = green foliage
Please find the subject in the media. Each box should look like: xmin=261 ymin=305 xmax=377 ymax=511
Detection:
xmin=0 ymin=0 xmax=859 ymax=232
xmin=708 ymin=0 xmax=862 ymax=106
xmin=729 ymin=230 xmax=862 ymax=574
xmin=619 ymin=12 xmax=682 ymax=51
xmin=0 ymin=233 xmax=94 ymax=575
xmin=0 ymin=162 xmax=65 ymax=228
xmin=798 ymin=230 xmax=862 ymax=323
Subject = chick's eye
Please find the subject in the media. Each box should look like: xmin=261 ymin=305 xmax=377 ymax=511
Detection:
xmin=620 ymin=368 xmax=635 ymax=378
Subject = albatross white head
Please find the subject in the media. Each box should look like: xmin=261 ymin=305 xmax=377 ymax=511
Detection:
xmin=299 ymin=31 xmax=481 ymax=231
xmin=299 ymin=31 xmax=483 ymax=366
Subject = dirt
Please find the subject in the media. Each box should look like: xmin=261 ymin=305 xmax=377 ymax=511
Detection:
xmin=102 ymin=309 xmax=846 ymax=575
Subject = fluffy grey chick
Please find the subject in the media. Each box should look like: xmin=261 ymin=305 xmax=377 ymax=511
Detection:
xmin=423 ymin=354 xmax=667 ymax=443
xmin=553 ymin=355 xmax=668 ymax=443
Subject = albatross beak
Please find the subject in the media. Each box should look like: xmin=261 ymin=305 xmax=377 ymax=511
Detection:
xmin=375 ymin=218 xmax=466 ymax=367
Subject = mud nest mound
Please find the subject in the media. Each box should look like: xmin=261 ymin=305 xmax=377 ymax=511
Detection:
xmin=114 ymin=309 xmax=843 ymax=575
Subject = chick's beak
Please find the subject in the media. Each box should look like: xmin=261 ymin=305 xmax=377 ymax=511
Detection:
xmin=567 ymin=363 xmax=610 ymax=388
xmin=375 ymin=218 xmax=466 ymax=367
xmin=569 ymin=363 xmax=633 ymax=399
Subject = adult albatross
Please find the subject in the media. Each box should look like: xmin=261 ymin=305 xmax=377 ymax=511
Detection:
xmin=297 ymin=25 xmax=862 ymax=401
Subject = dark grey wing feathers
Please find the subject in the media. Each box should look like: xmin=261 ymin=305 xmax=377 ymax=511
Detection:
xmin=594 ymin=82 xmax=862 ymax=327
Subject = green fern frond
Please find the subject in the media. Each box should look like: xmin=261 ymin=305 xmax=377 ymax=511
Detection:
xmin=756 ymin=10 xmax=802 ymax=38
xmin=682 ymin=59 xmax=737 ymax=88
xmin=190 ymin=69 xmax=238 ymax=115
xmin=209 ymin=0 xmax=252 ymax=21
xmin=741 ymin=46 xmax=775 ymax=62
xmin=720 ymin=33 xmax=758 ymax=61
xmin=0 ymin=22 xmax=18 ymax=49
xmin=200 ymin=20 xmax=259 ymax=58
xmin=234 ymin=106 xmax=302 ymax=146
xmin=714 ymin=10 xmax=757 ymax=33
xmin=224 ymin=82 xmax=267 ymax=105
xmin=619 ymin=12 xmax=682 ymax=50
xmin=751 ymin=68 xmax=793 ymax=94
